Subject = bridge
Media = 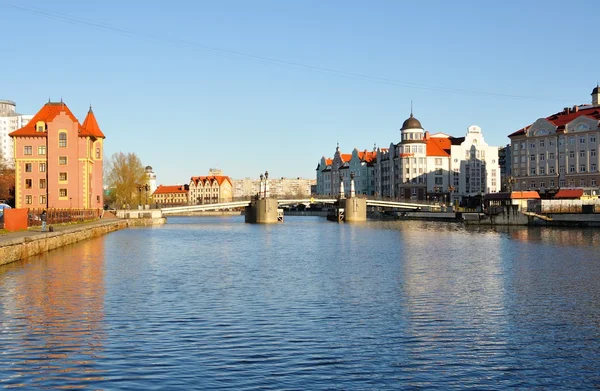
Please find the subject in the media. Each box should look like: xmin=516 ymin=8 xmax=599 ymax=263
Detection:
xmin=160 ymin=198 xmax=431 ymax=216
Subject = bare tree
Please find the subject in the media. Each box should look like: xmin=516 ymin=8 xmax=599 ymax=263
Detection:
xmin=105 ymin=152 xmax=146 ymax=208
xmin=0 ymin=149 xmax=15 ymax=205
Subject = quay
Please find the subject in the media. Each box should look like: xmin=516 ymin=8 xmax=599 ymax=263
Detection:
xmin=0 ymin=213 xmax=165 ymax=266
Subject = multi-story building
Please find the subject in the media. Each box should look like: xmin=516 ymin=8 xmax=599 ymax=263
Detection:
xmin=316 ymin=146 xmax=377 ymax=196
xmin=9 ymin=101 xmax=105 ymax=209
xmin=0 ymin=100 xmax=33 ymax=166
xmin=188 ymin=175 xmax=233 ymax=204
xmin=498 ymin=145 xmax=512 ymax=191
xmin=508 ymin=85 xmax=600 ymax=193
xmin=233 ymin=176 xmax=316 ymax=199
xmin=152 ymin=185 xmax=189 ymax=206
xmin=316 ymin=112 xmax=500 ymax=203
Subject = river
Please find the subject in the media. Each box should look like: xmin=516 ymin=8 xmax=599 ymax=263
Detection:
xmin=1 ymin=216 xmax=600 ymax=389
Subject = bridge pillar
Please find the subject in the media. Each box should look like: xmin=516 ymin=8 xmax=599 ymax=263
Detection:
xmin=343 ymin=197 xmax=367 ymax=222
xmin=245 ymin=198 xmax=280 ymax=224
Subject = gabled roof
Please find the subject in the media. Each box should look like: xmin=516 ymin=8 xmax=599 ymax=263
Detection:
xmin=509 ymin=105 xmax=600 ymax=137
xmin=190 ymin=175 xmax=232 ymax=186
xmin=153 ymin=185 xmax=188 ymax=195
xmin=554 ymin=189 xmax=584 ymax=199
xmin=357 ymin=150 xmax=377 ymax=163
xmin=426 ymin=137 xmax=451 ymax=157
xmin=340 ymin=153 xmax=352 ymax=163
xmin=9 ymin=102 xmax=81 ymax=137
xmin=81 ymin=106 xmax=105 ymax=138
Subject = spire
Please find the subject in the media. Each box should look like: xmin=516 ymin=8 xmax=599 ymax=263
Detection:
xmin=88 ymin=103 xmax=93 ymax=113
xmin=410 ymin=100 xmax=414 ymax=117
xmin=82 ymin=107 xmax=105 ymax=138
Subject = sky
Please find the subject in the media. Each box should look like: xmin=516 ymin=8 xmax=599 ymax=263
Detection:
xmin=2 ymin=0 xmax=600 ymax=185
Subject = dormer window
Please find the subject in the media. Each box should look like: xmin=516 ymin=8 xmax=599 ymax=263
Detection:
xmin=37 ymin=125 xmax=44 ymax=132
xmin=36 ymin=121 xmax=45 ymax=132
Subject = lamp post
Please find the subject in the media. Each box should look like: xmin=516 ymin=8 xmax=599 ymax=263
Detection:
xmin=144 ymin=184 xmax=150 ymax=206
xmin=136 ymin=184 xmax=143 ymax=207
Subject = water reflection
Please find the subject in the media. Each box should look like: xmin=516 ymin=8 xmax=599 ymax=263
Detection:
xmin=0 ymin=239 xmax=106 ymax=388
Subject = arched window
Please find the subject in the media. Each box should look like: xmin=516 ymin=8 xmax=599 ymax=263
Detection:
xmin=59 ymin=132 xmax=67 ymax=147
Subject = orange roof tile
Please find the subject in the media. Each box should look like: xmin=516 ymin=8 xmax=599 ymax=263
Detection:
xmin=510 ymin=105 xmax=600 ymax=137
xmin=340 ymin=153 xmax=352 ymax=163
xmin=153 ymin=185 xmax=188 ymax=195
xmin=426 ymin=137 xmax=451 ymax=157
xmin=554 ymin=189 xmax=584 ymax=199
xmin=190 ymin=175 xmax=232 ymax=186
xmin=326 ymin=158 xmax=333 ymax=165
xmin=9 ymin=102 xmax=82 ymax=137
xmin=510 ymin=191 xmax=540 ymax=199
xmin=81 ymin=107 xmax=105 ymax=138
xmin=357 ymin=150 xmax=377 ymax=163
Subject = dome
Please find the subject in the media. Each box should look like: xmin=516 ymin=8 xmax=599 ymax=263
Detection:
xmin=145 ymin=165 xmax=153 ymax=171
xmin=592 ymin=85 xmax=600 ymax=95
xmin=401 ymin=114 xmax=423 ymax=130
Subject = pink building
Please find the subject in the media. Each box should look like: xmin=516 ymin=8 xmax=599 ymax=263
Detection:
xmin=9 ymin=101 xmax=105 ymax=209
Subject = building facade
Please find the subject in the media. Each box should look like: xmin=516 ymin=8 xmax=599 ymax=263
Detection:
xmin=233 ymin=177 xmax=315 ymax=199
xmin=9 ymin=101 xmax=105 ymax=209
xmin=145 ymin=165 xmax=157 ymax=194
xmin=316 ymin=146 xmax=377 ymax=196
xmin=152 ymin=184 xmax=188 ymax=206
xmin=188 ymin=175 xmax=233 ymax=204
xmin=0 ymin=100 xmax=33 ymax=167
xmin=508 ymin=86 xmax=600 ymax=193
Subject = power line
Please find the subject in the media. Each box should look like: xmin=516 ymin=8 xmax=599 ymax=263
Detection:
xmin=3 ymin=2 xmax=566 ymax=102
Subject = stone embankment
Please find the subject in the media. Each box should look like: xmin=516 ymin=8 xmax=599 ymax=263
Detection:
xmin=0 ymin=217 xmax=165 ymax=266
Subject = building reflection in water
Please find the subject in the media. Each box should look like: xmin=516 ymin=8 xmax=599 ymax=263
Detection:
xmin=0 ymin=236 xmax=106 ymax=387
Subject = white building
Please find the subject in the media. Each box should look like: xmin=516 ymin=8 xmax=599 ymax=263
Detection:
xmin=145 ymin=165 xmax=157 ymax=194
xmin=0 ymin=100 xmax=33 ymax=166
xmin=371 ymin=112 xmax=499 ymax=203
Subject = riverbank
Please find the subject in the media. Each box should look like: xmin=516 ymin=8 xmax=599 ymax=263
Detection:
xmin=0 ymin=217 xmax=165 ymax=266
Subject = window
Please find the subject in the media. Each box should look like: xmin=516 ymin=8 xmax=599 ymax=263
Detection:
xmin=569 ymin=165 xmax=576 ymax=173
xmin=514 ymin=156 xmax=519 ymax=163
xmin=592 ymin=179 xmax=597 ymax=186
xmin=539 ymin=167 xmax=545 ymax=175
xmin=580 ymin=150 xmax=585 ymax=158
xmin=549 ymin=166 xmax=555 ymax=174
xmin=530 ymin=154 xmax=536 ymax=161
xmin=39 ymin=195 xmax=46 ymax=205
xmin=96 ymin=148 xmax=100 ymax=159
xmin=59 ymin=172 xmax=67 ymax=181
xmin=580 ymin=136 xmax=586 ymax=144
xmin=540 ymin=154 xmax=545 ymax=161
xmin=591 ymin=135 xmax=596 ymax=143
xmin=550 ymin=180 xmax=555 ymax=187
xmin=530 ymin=142 xmax=536 ymax=149
xmin=569 ymin=136 xmax=575 ymax=145
xmin=530 ymin=168 xmax=536 ymax=175
xmin=37 ymin=124 xmax=44 ymax=132
xmin=25 ymin=179 xmax=32 ymax=189
xmin=540 ymin=181 xmax=546 ymax=188
xmin=580 ymin=165 xmax=586 ymax=172
xmin=592 ymin=164 xmax=597 ymax=172
xmin=59 ymin=188 xmax=68 ymax=197
xmin=580 ymin=179 xmax=586 ymax=187
xmin=549 ymin=140 xmax=555 ymax=147
xmin=435 ymin=177 xmax=443 ymax=185
xmin=539 ymin=139 xmax=545 ymax=147
xmin=24 ymin=146 xmax=32 ymax=155
xmin=25 ymin=195 xmax=32 ymax=204
xmin=549 ymin=152 xmax=555 ymax=159
xmin=592 ymin=149 xmax=596 ymax=157
xmin=38 ymin=145 xmax=46 ymax=155
xmin=560 ymin=180 xmax=566 ymax=187
xmin=39 ymin=179 xmax=46 ymax=189
xmin=59 ymin=132 xmax=67 ymax=147
xmin=435 ymin=158 xmax=442 ymax=166
xmin=569 ymin=151 xmax=575 ymax=158
xmin=521 ymin=142 xmax=526 ymax=150
xmin=521 ymin=155 xmax=526 ymax=163
xmin=559 ymin=138 xmax=564 ymax=146
xmin=39 ymin=163 xmax=46 ymax=172
xmin=559 ymin=152 xmax=565 ymax=159
xmin=25 ymin=163 xmax=32 ymax=172
xmin=435 ymin=168 xmax=443 ymax=175
xmin=59 ymin=156 xmax=67 ymax=165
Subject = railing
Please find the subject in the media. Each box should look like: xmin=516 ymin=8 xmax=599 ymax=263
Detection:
xmin=27 ymin=208 xmax=102 ymax=226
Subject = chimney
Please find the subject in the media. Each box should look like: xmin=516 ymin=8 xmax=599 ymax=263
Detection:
xmin=573 ymin=105 xmax=579 ymax=112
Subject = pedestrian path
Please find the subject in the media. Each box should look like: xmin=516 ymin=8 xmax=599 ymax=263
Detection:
xmin=0 ymin=218 xmax=119 ymax=247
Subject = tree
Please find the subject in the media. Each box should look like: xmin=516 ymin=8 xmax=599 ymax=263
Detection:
xmin=105 ymin=152 xmax=146 ymax=208
xmin=0 ymin=149 xmax=15 ymax=206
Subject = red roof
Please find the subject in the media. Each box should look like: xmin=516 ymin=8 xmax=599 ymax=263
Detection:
xmin=554 ymin=189 xmax=584 ymax=199
xmin=190 ymin=175 xmax=232 ymax=186
xmin=340 ymin=153 xmax=352 ymax=163
xmin=153 ymin=185 xmax=188 ymax=195
xmin=9 ymin=101 xmax=105 ymax=139
xmin=81 ymin=107 xmax=105 ymax=138
xmin=325 ymin=158 xmax=333 ymax=165
xmin=510 ymin=191 xmax=540 ymax=199
xmin=510 ymin=105 xmax=600 ymax=137
xmin=426 ymin=137 xmax=451 ymax=157
xmin=357 ymin=150 xmax=377 ymax=163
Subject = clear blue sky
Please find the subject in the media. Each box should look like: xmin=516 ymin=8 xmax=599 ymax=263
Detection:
xmin=2 ymin=0 xmax=599 ymax=185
